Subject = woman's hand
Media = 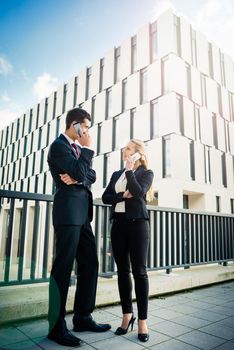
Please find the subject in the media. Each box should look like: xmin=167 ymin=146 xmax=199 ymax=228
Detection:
xmin=125 ymin=156 xmax=134 ymax=171
xmin=123 ymin=190 xmax=133 ymax=199
xmin=60 ymin=173 xmax=78 ymax=185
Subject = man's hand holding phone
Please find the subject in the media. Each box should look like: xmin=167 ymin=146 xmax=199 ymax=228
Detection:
xmin=74 ymin=122 xmax=91 ymax=147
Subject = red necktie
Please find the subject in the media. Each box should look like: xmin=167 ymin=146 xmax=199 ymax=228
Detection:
xmin=72 ymin=143 xmax=80 ymax=157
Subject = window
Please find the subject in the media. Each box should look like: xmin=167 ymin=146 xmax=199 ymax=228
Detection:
xmin=151 ymin=21 xmax=158 ymax=61
xmin=204 ymin=146 xmax=211 ymax=184
xmin=38 ymin=127 xmax=42 ymax=150
xmin=73 ymin=76 xmax=78 ymax=107
xmin=53 ymin=92 xmax=57 ymax=119
xmin=163 ymin=136 xmax=171 ymax=177
xmin=91 ymin=96 xmax=96 ymax=126
xmin=201 ymin=74 xmax=207 ymax=107
xmin=141 ymin=68 xmax=148 ymax=104
xmin=103 ymin=153 xmax=110 ymax=188
xmin=183 ymin=195 xmax=189 ymax=209
xmin=130 ymin=108 xmax=136 ymax=139
xmin=62 ymin=84 xmax=67 ymax=113
xmin=176 ymin=94 xmax=183 ymax=135
xmin=191 ymin=29 xmax=197 ymax=67
xmin=86 ymin=67 xmax=92 ymax=99
xmin=228 ymin=92 xmax=234 ymax=122
xmin=113 ymin=116 xmax=119 ymax=150
xmin=97 ymin=123 xmax=101 ymax=155
xmin=151 ymin=99 xmax=159 ymax=138
xmin=115 ymin=47 xmax=121 ymax=83
xmin=216 ymin=196 xmax=220 ymax=212
xmin=106 ymin=88 xmax=112 ymax=119
xmin=186 ymin=63 xmax=192 ymax=99
xmin=231 ymin=199 xmax=234 ymax=214
xmin=100 ymin=58 xmax=104 ymax=92
xmin=44 ymin=98 xmax=48 ymax=123
xmin=221 ymin=153 xmax=227 ymax=188
xmin=194 ymin=104 xmax=201 ymax=141
xmin=220 ymin=52 xmax=226 ymax=87
xmin=190 ymin=141 xmax=195 ymax=180
xmin=212 ymin=113 xmax=218 ymax=148
xmin=122 ymin=79 xmax=127 ymax=112
xmin=131 ymin=35 xmax=137 ymax=73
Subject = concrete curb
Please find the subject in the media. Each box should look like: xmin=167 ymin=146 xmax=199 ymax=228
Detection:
xmin=0 ymin=263 xmax=233 ymax=325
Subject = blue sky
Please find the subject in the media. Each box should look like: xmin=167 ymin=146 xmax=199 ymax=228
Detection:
xmin=0 ymin=0 xmax=234 ymax=130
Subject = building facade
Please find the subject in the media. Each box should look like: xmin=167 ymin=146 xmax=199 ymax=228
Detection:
xmin=0 ymin=9 xmax=234 ymax=214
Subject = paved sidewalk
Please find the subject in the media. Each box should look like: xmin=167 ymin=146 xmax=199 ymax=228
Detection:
xmin=0 ymin=281 xmax=234 ymax=350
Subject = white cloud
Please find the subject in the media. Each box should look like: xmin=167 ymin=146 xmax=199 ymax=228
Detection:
xmin=192 ymin=0 xmax=234 ymax=58
xmin=21 ymin=68 xmax=30 ymax=81
xmin=33 ymin=72 xmax=59 ymax=100
xmin=0 ymin=55 xmax=13 ymax=76
xmin=0 ymin=92 xmax=11 ymax=103
xmin=0 ymin=107 xmax=23 ymax=130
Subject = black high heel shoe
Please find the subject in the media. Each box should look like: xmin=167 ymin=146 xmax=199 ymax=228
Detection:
xmin=115 ymin=314 xmax=136 ymax=335
xmin=138 ymin=333 xmax=149 ymax=342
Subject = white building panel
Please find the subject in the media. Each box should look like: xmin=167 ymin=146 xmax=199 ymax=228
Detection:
xmin=120 ymin=37 xmax=131 ymax=80
xmin=180 ymin=16 xmax=192 ymax=64
xmin=14 ymin=160 xmax=20 ymax=182
xmin=224 ymin=53 xmax=234 ymax=92
xmin=48 ymin=119 xmax=57 ymax=145
xmin=157 ymin=9 xmax=175 ymax=57
xmin=20 ymin=158 xmax=26 ymax=180
xmin=92 ymin=155 xmax=104 ymax=192
xmin=45 ymin=171 xmax=53 ymax=194
xmin=211 ymin=44 xmax=221 ymax=84
xmin=29 ymin=176 xmax=35 ymax=193
xmin=56 ymin=85 xmax=64 ymax=117
xmin=221 ymin=87 xmax=230 ymax=121
xmin=100 ymin=119 xmax=113 ymax=154
xmin=148 ymin=60 xmax=161 ymax=101
xmin=83 ymin=98 xmax=92 ymax=115
xmin=34 ymin=151 xmax=41 ymax=176
xmin=136 ymin=23 xmax=150 ymax=70
xmin=172 ymin=134 xmax=190 ymax=180
xmin=134 ymin=103 xmax=150 ymax=141
xmin=126 ymin=72 xmax=140 ymax=110
xmin=111 ymin=81 xmax=122 ymax=117
xmin=146 ymin=138 xmax=162 ymax=181
xmin=41 ymin=125 xmax=48 ymax=150
xmin=42 ymin=147 xmax=49 ymax=173
xmin=183 ymin=97 xmax=195 ymax=140
xmin=47 ymin=92 xmax=55 ymax=122
xmin=196 ymin=31 xmax=209 ymax=75
xmin=32 ymin=129 xmax=39 ymax=153
xmin=58 ymin=113 xmax=66 ymax=135
xmin=216 ymin=116 xmax=226 ymax=152
xmin=23 ymin=110 xmax=30 ymax=136
xmin=199 ymin=108 xmax=213 ymax=147
xmin=206 ymin=78 xmax=218 ymax=113
xmin=32 ymin=105 xmax=38 ymax=131
xmin=95 ymin=91 xmax=106 ymax=124
xmin=38 ymin=99 xmax=46 ymax=128
xmin=103 ymin=49 xmax=115 ymax=90
xmin=27 ymin=153 xmax=34 ymax=177
xmin=158 ymin=93 xmax=180 ymax=136
xmin=164 ymin=54 xmax=187 ymax=96
xmin=210 ymin=149 xmax=222 ymax=187
xmin=18 ymin=115 xmax=25 ymax=139
xmin=77 ymin=68 xmax=87 ymax=104
xmin=89 ymin=59 xmax=100 ymax=97
xmin=194 ymin=141 xmax=205 ymax=183
xmin=18 ymin=138 xmax=24 ymax=159
xmin=26 ymin=133 xmax=32 ymax=156
xmin=37 ymin=173 xmax=44 ymax=193
xmin=191 ymin=66 xmax=202 ymax=105
xmin=107 ymin=150 xmax=121 ymax=182
xmin=229 ymin=122 xmax=234 ymax=155
xmin=66 ymin=77 xmax=75 ymax=111
xmin=226 ymin=153 xmax=234 ymax=190
xmin=116 ymin=111 xmax=131 ymax=150
xmin=89 ymin=124 xmax=98 ymax=155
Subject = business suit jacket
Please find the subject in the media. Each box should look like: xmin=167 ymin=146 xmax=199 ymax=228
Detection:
xmin=48 ymin=134 xmax=96 ymax=226
xmin=102 ymin=165 xmax=154 ymax=220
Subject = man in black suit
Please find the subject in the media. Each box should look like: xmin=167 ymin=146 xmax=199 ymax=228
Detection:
xmin=47 ymin=108 xmax=111 ymax=347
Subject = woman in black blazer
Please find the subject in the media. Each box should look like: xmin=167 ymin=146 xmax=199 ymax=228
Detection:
xmin=102 ymin=139 xmax=154 ymax=343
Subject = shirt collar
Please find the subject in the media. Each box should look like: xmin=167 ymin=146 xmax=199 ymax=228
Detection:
xmin=62 ymin=132 xmax=83 ymax=148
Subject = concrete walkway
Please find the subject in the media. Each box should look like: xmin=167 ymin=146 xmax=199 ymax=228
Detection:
xmin=0 ymin=280 xmax=234 ymax=350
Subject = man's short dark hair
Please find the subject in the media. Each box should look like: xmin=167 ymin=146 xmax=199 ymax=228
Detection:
xmin=65 ymin=108 xmax=91 ymax=130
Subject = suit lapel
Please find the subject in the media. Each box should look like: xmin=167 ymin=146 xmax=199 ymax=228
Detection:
xmin=59 ymin=134 xmax=79 ymax=159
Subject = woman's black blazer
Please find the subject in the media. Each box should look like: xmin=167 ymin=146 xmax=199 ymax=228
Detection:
xmin=102 ymin=165 xmax=154 ymax=220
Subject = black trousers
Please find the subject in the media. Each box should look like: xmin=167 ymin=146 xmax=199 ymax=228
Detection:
xmin=48 ymin=220 xmax=99 ymax=331
xmin=111 ymin=214 xmax=149 ymax=320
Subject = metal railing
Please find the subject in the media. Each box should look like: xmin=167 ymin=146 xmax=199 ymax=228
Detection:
xmin=0 ymin=190 xmax=233 ymax=286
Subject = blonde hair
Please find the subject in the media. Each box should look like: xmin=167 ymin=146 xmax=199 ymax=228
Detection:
xmin=130 ymin=139 xmax=154 ymax=203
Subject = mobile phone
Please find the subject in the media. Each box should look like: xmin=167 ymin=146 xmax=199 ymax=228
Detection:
xmin=74 ymin=122 xmax=82 ymax=137
xmin=130 ymin=152 xmax=141 ymax=162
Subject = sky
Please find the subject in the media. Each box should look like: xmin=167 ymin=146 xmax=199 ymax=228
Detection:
xmin=0 ymin=0 xmax=234 ymax=131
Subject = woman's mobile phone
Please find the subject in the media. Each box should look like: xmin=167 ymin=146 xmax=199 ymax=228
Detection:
xmin=74 ymin=122 xmax=82 ymax=137
xmin=130 ymin=152 xmax=141 ymax=162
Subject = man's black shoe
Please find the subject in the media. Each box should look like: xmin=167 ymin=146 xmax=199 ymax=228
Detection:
xmin=47 ymin=329 xmax=82 ymax=347
xmin=73 ymin=315 xmax=111 ymax=332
